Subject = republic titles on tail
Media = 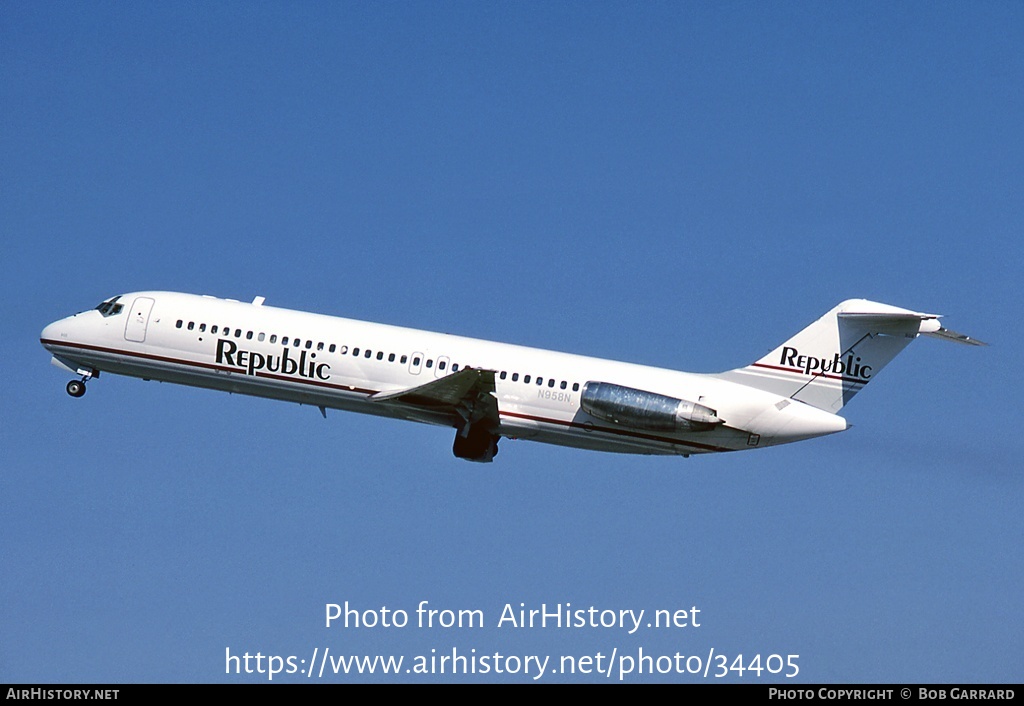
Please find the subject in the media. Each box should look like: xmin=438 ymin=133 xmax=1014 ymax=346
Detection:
xmin=715 ymin=299 xmax=986 ymax=413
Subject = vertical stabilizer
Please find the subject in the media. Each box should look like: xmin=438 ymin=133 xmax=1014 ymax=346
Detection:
xmin=715 ymin=300 xmax=983 ymax=412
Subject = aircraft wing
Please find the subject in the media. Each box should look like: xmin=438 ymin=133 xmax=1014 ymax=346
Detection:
xmin=368 ymin=367 xmax=499 ymax=427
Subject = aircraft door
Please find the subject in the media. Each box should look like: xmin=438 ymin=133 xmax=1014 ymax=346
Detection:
xmin=434 ymin=355 xmax=450 ymax=378
xmin=124 ymin=296 xmax=155 ymax=342
xmin=408 ymin=351 xmax=424 ymax=375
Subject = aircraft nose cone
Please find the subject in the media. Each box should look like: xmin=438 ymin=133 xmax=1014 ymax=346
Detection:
xmin=40 ymin=320 xmax=63 ymax=349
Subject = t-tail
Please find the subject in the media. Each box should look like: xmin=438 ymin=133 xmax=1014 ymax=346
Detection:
xmin=716 ymin=299 xmax=986 ymax=413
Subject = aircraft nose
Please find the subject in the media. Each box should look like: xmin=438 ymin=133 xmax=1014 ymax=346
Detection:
xmin=40 ymin=319 xmax=64 ymax=349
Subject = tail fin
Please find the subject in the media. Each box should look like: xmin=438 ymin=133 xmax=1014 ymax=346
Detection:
xmin=716 ymin=299 xmax=985 ymax=412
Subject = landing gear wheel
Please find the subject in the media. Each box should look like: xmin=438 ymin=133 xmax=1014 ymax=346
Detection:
xmin=66 ymin=380 xmax=86 ymax=397
xmin=452 ymin=425 xmax=499 ymax=462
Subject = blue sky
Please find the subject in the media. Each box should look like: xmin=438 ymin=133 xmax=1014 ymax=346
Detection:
xmin=2 ymin=1 xmax=1021 ymax=683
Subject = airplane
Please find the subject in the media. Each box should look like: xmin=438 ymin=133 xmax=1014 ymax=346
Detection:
xmin=40 ymin=292 xmax=985 ymax=462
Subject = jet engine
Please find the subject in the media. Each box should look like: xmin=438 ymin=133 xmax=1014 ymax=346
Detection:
xmin=580 ymin=381 xmax=722 ymax=433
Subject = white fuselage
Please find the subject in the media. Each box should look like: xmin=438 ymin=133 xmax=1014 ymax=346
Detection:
xmin=40 ymin=291 xmax=848 ymax=458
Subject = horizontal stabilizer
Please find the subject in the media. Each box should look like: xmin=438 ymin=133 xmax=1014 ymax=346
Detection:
xmin=921 ymin=326 xmax=987 ymax=346
xmin=837 ymin=307 xmax=986 ymax=345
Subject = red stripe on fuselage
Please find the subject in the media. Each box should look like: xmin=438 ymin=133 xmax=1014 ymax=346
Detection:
xmin=41 ymin=338 xmax=377 ymax=395
xmin=43 ymin=338 xmax=734 ymax=453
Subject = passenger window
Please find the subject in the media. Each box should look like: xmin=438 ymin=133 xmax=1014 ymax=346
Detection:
xmin=270 ymin=334 xmax=277 ymax=343
xmin=439 ymin=361 xmax=447 ymax=370
xmin=524 ymin=375 xmax=531 ymax=384
xmin=401 ymin=355 xmax=408 ymax=364
xmin=187 ymin=322 xmax=195 ymax=331
xmin=500 ymin=371 xmax=507 ymax=380
xmin=258 ymin=332 xmax=265 ymax=341
xmin=388 ymin=353 xmax=395 ymax=362
xmin=353 ymin=348 xmax=360 ymax=356
xmin=305 ymin=340 xmax=312 ymax=349
xmin=426 ymin=359 xmax=433 ymax=368
xmin=560 ymin=380 xmax=567 ymax=389
xmin=537 ymin=377 xmax=543 ymax=386
xmin=340 ymin=345 xmax=348 ymax=354
xmin=234 ymin=329 xmax=242 ymax=338
xmin=176 ymin=320 xmax=183 ymax=329
xmin=199 ymin=323 xmax=206 ymax=332
xmin=376 ymin=351 xmax=383 ymax=360
xmin=512 ymin=373 xmax=519 ymax=381
xmin=365 ymin=350 xmax=372 ymax=358
xmin=548 ymin=379 xmax=555 ymax=387
xmin=412 ymin=356 xmax=420 ymax=366
xmin=246 ymin=331 xmax=253 ymax=340
xmin=211 ymin=325 xmax=219 ymax=334
xmin=293 ymin=339 xmax=300 ymax=347
xmin=282 ymin=336 xmax=289 ymax=345
xmin=572 ymin=383 xmax=580 ymax=392
xmin=317 ymin=342 xmax=324 ymax=351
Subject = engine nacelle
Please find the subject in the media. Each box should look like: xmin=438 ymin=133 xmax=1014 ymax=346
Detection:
xmin=580 ymin=381 xmax=722 ymax=433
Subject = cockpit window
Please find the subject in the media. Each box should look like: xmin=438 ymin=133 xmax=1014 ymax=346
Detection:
xmin=95 ymin=296 xmax=124 ymax=317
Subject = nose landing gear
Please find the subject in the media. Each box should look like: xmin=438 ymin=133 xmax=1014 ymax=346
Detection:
xmin=66 ymin=380 xmax=86 ymax=397
xmin=65 ymin=370 xmax=95 ymax=398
